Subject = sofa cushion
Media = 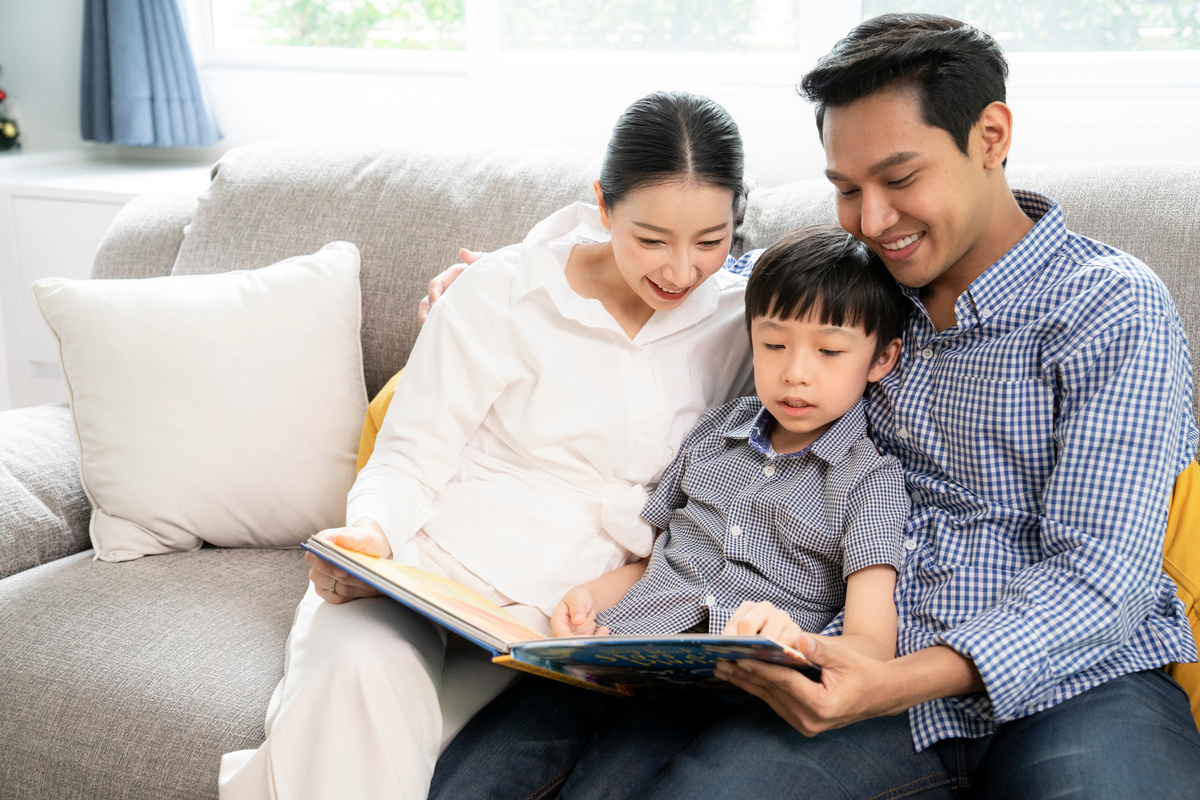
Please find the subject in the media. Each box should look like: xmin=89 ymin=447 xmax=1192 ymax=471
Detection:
xmin=0 ymin=403 xmax=91 ymax=579
xmin=0 ymin=547 xmax=309 ymax=800
xmin=32 ymin=243 xmax=368 ymax=561
xmin=170 ymin=139 xmax=602 ymax=398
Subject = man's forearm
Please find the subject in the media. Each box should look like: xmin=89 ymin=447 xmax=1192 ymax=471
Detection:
xmin=870 ymin=645 xmax=984 ymax=716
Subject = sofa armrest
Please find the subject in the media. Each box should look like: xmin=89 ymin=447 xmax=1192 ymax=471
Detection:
xmin=0 ymin=403 xmax=91 ymax=579
xmin=91 ymin=190 xmax=200 ymax=280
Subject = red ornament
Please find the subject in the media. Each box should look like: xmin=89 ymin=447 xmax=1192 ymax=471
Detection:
xmin=0 ymin=90 xmax=6 ymax=101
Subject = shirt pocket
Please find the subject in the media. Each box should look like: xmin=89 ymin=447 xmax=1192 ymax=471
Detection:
xmin=930 ymin=373 xmax=1054 ymax=509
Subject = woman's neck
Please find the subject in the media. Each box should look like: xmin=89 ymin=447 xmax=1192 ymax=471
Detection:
xmin=565 ymin=241 xmax=654 ymax=340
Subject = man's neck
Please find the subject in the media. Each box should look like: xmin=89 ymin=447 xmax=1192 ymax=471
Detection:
xmin=920 ymin=191 xmax=1036 ymax=333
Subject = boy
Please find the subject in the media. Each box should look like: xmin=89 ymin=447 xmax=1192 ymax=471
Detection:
xmin=552 ymin=223 xmax=910 ymax=664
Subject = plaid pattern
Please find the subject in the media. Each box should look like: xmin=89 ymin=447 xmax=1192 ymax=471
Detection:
xmin=801 ymin=191 xmax=1197 ymax=751
xmin=597 ymin=397 xmax=908 ymax=636
xmin=725 ymin=250 xmax=761 ymax=278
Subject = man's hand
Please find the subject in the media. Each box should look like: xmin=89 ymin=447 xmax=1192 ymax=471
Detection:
xmin=551 ymin=586 xmax=611 ymax=637
xmin=716 ymin=637 xmax=983 ymax=737
xmin=417 ymin=249 xmax=485 ymax=325
xmin=723 ymin=600 xmax=804 ymax=647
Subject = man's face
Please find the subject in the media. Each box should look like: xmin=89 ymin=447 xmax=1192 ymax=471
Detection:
xmin=821 ymin=87 xmax=992 ymax=293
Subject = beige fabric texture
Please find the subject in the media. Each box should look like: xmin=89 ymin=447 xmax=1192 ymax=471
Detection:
xmin=0 ymin=403 xmax=91 ymax=578
xmin=92 ymin=191 xmax=200 ymax=280
xmin=170 ymin=139 xmax=602 ymax=398
xmin=743 ymin=161 xmax=1200 ymax=422
xmin=32 ymin=243 xmax=368 ymax=561
xmin=0 ymin=547 xmax=309 ymax=800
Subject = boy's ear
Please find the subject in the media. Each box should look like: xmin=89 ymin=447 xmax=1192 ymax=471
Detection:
xmin=868 ymin=338 xmax=902 ymax=382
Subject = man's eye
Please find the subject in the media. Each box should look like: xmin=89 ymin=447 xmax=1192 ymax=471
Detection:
xmin=888 ymin=171 xmax=916 ymax=187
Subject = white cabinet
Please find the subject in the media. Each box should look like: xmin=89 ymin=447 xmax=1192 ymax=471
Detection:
xmin=0 ymin=154 xmax=211 ymax=410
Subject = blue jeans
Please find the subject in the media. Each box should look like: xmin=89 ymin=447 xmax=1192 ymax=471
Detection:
xmin=429 ymin=669 xmax=1200 ymax=799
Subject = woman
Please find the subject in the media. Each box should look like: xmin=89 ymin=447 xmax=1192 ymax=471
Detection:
xmin=219 ymin=90 xmax=753 ymax=800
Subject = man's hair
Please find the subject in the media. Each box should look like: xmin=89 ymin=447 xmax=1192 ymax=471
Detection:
xmin=799 ymin=13 xmax=1008 ymax=158
xmin=745 ymin=224 xmax=908 ymax=359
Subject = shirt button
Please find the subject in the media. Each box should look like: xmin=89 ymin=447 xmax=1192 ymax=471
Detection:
xmin=730 ymin=525 xmax=742 ymax=538
xmin=921 ymin=348 xmax=934 ymax=360
xmin=704 ymin=594 xmax=716 ymax=607
xmin=904 ymin=539 xmax=918 ymax=551
xmin=897 ymin=427 xmax=910 ymax=439
xmin=763 ymin=464 xmax=776 ymax=477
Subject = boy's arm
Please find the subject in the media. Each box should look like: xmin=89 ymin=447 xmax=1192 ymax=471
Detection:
xmin=552 ymin=556 xmax=650 ymax=636
xmin=834 ymin=564 xmax=898 ymax=662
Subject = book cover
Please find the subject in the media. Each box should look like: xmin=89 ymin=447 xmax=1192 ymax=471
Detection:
xmin=303 ymin=537 xmax=820 ymax=696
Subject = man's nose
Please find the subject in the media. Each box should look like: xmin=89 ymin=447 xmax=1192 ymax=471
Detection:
xmin=860 ymin=187 xmax=900 ymax=239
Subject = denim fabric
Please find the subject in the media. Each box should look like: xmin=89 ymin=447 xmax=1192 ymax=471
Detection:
xmin=431 ymin=670 xmax=1200 ymax=800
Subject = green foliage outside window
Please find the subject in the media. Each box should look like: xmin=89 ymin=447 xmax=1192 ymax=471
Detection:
xmin=861 ymin=1 xmax=1200 ymax=51
xmin=245 ymin=0 xmax=466 ymax=49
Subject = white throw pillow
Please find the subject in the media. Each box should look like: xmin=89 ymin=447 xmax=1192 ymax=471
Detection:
xmin=31 ymin=241 xmax=368 ymax=562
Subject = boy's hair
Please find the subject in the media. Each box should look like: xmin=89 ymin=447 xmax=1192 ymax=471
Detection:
xmin=745 ymin=224 xmax=908 ymax=359
xmin=799 ymin=13 xmax=1008 ymax=159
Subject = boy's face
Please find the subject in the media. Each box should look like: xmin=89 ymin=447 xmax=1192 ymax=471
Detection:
xmin=751 ymin=313 xmax=900 ymax=454
xmin=821 ymin=87 xmax=997 ymax=295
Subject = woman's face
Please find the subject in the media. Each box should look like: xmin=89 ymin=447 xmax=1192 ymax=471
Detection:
xmin=600 ymin=180 xmax=735 ymax=311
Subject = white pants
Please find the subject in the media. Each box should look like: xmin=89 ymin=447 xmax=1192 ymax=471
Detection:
xmin=218 ymin=532 xmax=551 ymax=800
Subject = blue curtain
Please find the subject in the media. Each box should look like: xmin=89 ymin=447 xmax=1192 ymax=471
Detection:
xmin=82 ymin=0 xmax=221 ymax=147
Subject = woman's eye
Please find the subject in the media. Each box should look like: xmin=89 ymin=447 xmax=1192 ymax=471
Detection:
xmin=638 ymin=238 xmax=664 ymax=247
xmin=697 ymin=238 xmax=726 ymax=249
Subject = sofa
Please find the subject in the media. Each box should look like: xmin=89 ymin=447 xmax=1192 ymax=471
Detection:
xmin=0 ymin=140 xmax=1197 ymax=800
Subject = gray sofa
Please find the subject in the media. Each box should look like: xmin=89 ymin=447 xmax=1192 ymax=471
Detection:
xmin=1 ymin=141 xmax=1197 ymax=799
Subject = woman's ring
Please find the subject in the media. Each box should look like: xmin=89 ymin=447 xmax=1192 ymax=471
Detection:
xmin=329 ymin=577 xmax=339 ymax=596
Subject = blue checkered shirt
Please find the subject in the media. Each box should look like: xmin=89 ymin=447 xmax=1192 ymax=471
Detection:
xmin=730 ymin=191 xmax=1199 ymax=750
xmin=596 ymin=396 xmax=908 ymax=636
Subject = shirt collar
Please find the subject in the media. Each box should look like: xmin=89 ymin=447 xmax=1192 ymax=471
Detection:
xmin=725 ymin=397 xmax=869 ymax=464
xmin=899 ymin=190 xmax=1065 ymax=330
xmin=510 ymin=202 xmax=722 ymax=344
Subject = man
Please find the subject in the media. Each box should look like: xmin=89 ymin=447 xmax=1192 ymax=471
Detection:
xmin=427 ymin=14 xmax=1200 ymax=798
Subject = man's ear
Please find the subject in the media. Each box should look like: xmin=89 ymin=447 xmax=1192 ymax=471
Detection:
xmin=868 ymin=338 xmax=902 ymax=382
xmin=593 ymin=180 xmax=611 ymax=229
xmin=976 ymin=101 xmax=1014 ymax=171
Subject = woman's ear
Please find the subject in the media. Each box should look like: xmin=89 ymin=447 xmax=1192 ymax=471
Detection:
xmin=594 ymin=180 xmax=611 ymax=229
xmin=868 ymin=338 xmax=902 ymax=382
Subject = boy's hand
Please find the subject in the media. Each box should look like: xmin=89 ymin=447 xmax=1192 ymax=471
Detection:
xmin=723 ymin=600 xmax=804 ymax=648
xmin=551 ymin=587 xmax=611 ymax=637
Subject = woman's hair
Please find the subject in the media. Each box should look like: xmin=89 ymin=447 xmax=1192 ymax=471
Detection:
xmin=598 ymin=91 xmax=744 ymax=210
xmin=799 ymin=13 xmax=1008 ymax=159
xmin=745 ymin=224 xmax=909 ymax=359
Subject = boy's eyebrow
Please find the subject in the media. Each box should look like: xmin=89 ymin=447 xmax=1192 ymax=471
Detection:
xmin=633 ymin=221 xmax=730 ymax=235
xmin=825 ymin=151 xmax=921 ymax=181
xmin=754 ymin=318 xmax=862 ymax=338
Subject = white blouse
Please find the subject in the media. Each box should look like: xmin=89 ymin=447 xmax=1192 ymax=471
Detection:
xmin=346 ymin=202 xmax=752 ymax=615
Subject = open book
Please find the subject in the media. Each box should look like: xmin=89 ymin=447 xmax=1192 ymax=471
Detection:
xmin=303 ymin=537 xmax=821 ymax=697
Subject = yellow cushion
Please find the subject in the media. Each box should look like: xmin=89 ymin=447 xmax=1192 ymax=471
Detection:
xmin=357 ymin=369 xmax=404 ymax=472
xmin=1165 ymin=459 xmax=1200 ymax=729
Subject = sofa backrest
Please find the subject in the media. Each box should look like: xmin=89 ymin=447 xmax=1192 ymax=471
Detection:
xmin=742 ymin=161 xmax=1200 ymax=424
xmin=91 ymin=145 xmax=1199 ymax=421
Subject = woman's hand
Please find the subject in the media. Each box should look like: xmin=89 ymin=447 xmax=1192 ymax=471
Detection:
xmin=722 ymin=600 xmax=804 ymax=648
xmin=308 ymin=522 xmax=391 ymax=604
xmin=551 ymin=586 xmax=610 ymax=637
xmin=417 ymin=249 xmax=486 ymax=325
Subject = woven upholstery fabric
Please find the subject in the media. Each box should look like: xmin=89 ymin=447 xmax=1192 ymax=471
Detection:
xmin=743 ymin=162 xmax=1200 ymax=421
xmin=0 ymin=547 xmax=308 ymax=800
xmin=170 ymin=139 xmax=600 ymax=398
xmin=0 ymin=404 xmax=90 ymax=579
xmin=91 ymin=191 xmax=199 ymax=280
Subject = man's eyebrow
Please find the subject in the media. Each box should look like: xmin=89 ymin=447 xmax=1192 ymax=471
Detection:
xmin=825 ymin=151 xmax=921 ymax=181
xmin=632 ymin=221 xmax=730 ymax=235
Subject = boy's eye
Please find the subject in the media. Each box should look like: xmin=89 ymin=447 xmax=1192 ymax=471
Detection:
xmin=819 ymin=349 xmax=842 ymax=356
xmin=762 ymin=343 xmax=785 ymax=351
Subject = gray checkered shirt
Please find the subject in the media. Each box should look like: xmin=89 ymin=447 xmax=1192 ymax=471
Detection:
xmin=597 ymin=396 xmax=909 ymax=636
